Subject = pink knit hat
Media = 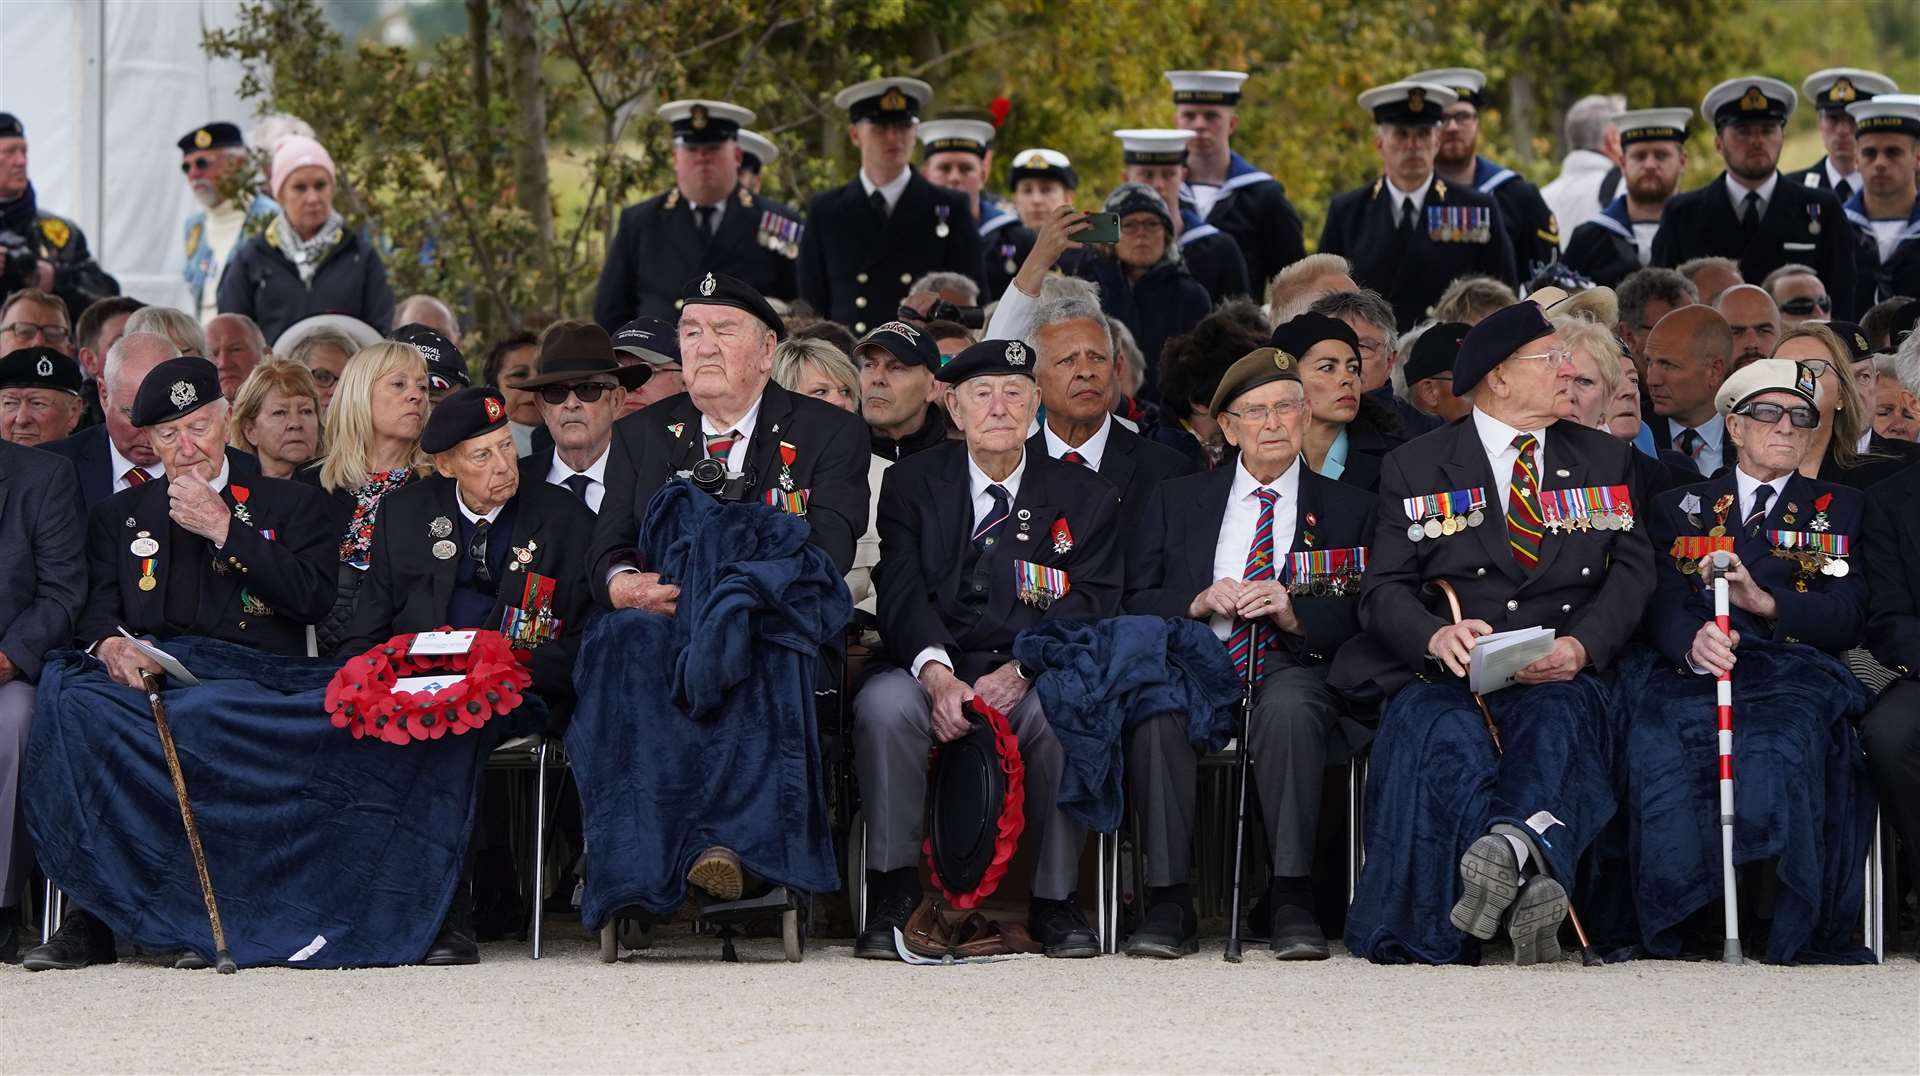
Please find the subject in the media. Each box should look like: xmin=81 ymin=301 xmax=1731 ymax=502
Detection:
xmin=270 ymin=135 xmax=336 ymax=201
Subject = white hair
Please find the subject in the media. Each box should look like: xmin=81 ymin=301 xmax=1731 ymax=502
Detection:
xmin=250 ymin=113 xmax=315 ymax=159
xmin=124 ymin=306 xmax=207 ymax=359
xmin=1893 ymin=330 xmax=1920 ymax=398
xmin=1564 ymin=94 xmax=1625 ymax=152
xmin=909 ymin=272 xmax=981 ymax=305
xmin=207 ymin=312 xmax=268 ymax=353
xmin=102 ymin=332 xmax=182 ymax=405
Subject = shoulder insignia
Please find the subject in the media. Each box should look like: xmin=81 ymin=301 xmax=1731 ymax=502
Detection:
xmin=664 ymin=188 xmax=681 ymax=210
xmin=38 ymin=216 xmax=70 ymax=249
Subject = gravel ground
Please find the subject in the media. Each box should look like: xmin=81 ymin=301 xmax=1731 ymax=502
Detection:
xmin=3 ymin=924 xmax=1915 ymax=1074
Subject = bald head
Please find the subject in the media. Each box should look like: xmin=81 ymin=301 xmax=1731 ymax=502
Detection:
xmin=395 ymin=294 xmax=460 ymax=346
xmin=1714 ymin=284 xmax=1781 ymax=370
xmin=1644 ymin=305 xmax=1732 ymax=426
xmin=101 ymin=332 xmax=182 ymax=464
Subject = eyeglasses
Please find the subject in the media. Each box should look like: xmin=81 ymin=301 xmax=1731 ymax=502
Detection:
xmin=179 ymin=155 xmax=222 ymax=175
xmin=1223 ymin=399 xmax=1308 ymax=424
xmin=1779 ymin=296 xmax=1832 ymax=316
xmin=308 ymin=368 xmax=339 ymax=387
xmin=538 ymin=382 xmax=617 ymax=405
xmin=1734 ymin=401 xmax=1819 ymax=429
xmin=1 ymin=322 xmax=69 ymax=344
xmin=1510 ymin=347 xmax=1575 ymax=366
xmin=1119 ymin=219 xmax=1164 ymax=236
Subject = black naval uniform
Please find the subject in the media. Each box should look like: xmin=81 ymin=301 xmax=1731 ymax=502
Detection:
xmin=1560 ymin=196 xmax=1646 ymax=288
xmin=592 ymin=185 xmax=804 ymax=330
xmin=588 ymin=382 xmax=872 ymax=598
xmin=1468 ymin=156 xmax=1559 ymax=282
xmin=1179 ymin=154 xmax=1307 ymax=297
xmin=1178 ymin=207 xmax=1253 ymax=302
xmin=979 ymin=195 xmax=1034 ymax=299
xmin=1124 ymin=461 xmax=1376 ymax=893
xmin=75 ymin=474 xmax=341 ymax=658
xmin=339 ymin=475 xmax=595 ymax=724
xmin=1027 ymin=415 xmax=1195 ymax=533
xmin=798 ymin=171 xmax=986 ymax=336
xmin=1786 ymin=157 xmax=1855 ymax=202
xmin=1650 ymin=173 xmax=1855 ymax=322
xmin=1319 ymin=176 xmax=1518 ymax=331
xmin=1843 ymin=195 xmax=1920 ymax=317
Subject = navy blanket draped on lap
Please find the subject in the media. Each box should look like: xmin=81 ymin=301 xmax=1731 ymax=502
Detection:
xmin=26 ymin=637 xmax=512 ymax=968
xmin=1345 ymin=673 xmax=1616 ymax=965
xmin=1012 ymin=615 xmax=1242 ymax=833
xmin=1615 ymin=643 xmax=1875 ymax=964
xmin=567 ymin=483 xmax=849 ymax=929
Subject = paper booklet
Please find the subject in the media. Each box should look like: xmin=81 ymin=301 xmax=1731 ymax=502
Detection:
xmin=1469 ymin=626 xmax=1556 ymax=694
xmin=117 ymin=628 xmax=200 ymax=686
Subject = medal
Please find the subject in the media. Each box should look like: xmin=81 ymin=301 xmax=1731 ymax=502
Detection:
xmin=430 ymin=516 xmax=453 ymax=538
xmin=138 ymin=577 xmax=156 ymax=591
xmin=1467 ymin=509 xmax=1484 ymax=528
xmin=1423 ymin=518 xmax=1443 ymax=539
xmin=1408 ymin=523 xmax=1425 ymax=542
xmin=935 ymin=205 xmax=951 ymax=238
xmin=432 ymin=539 xmax=457 ymax=560
xmin=1828 ymin=559 xmax=1849 ymax=578
xmin=1442 ymin=516 xmax=1460 ymax=536
xmin=137 ymin=556 xmax=158 ymax=591
xmin=131 ymin=536 xmax=159 ymax=557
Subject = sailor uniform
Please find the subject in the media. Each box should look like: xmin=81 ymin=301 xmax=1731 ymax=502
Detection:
xmin=1560 ymin=195 xmax=1654 ymax=288
xmin=1177 ymin=152 xmax=1306 ymax=297
xmin=1843 ymin=193 xmax=1920 ymax=314
xmin=1468 ymin=155 xmax=1560 ymax=281
xmin=978 ymin=194 xmax=1035 ymax=298
xmin=1178 ymin=205 xmax=1253 ymax=302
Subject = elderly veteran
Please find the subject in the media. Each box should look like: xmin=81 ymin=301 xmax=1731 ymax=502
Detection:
xmin=1400 ymin=321 xmax=1474 ymax=427
xmin=1122 ymin=339 xmax=1378 ymax=959
xmin=1621 ymin=358 xmax=1875 ymax=963
xmin=1334 ymin=300 xmax=1655 ymax=965
xmin=510 ymin=322 xmax=650 ymax=514
xmin=589 ymin=272 xmax=871 ymax=610
xmin=854 ymin=338 xmax=1122 ymax=960
xmin=0 ymin=346 xmax=84 ymax=445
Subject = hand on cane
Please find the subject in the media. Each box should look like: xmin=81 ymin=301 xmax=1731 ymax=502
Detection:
xmin=1688 ymin=621 xmax=1742 ymax=677
xmin=1427 ymin=619 xmax=1492 ymax=678
xmin=98 ymin=636 xmax=165 ymax=689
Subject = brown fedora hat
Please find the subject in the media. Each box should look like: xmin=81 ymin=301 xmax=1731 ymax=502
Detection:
xmin=509 ymin=323 xmax=652 ymax=390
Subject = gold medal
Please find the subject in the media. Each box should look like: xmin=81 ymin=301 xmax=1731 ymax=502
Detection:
xmin=139 ymin=575 xmax=157 ymax=591
xmin=1708 ymin=526 xmax=1726 ymax=537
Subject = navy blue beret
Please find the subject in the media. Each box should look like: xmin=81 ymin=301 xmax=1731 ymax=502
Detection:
xmin=1268 ymin=312 xmax=1358 ymax=365
xmin=680 ymin=271 xmax=787 ymax=341
xmin=1453 ymin=302 xmax=1553 ymax=397
xmin=937 ymin=338 xmax=1036 ymax=384
xmin=132 ymin=356 xmax=221 ymax=427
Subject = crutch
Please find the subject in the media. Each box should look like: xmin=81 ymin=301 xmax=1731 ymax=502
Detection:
xmin=1433 ymin=581 xmax=1604 ymax=966
xmin=142 ymin=672 xmax=238 ymax=974
xmin=1223 ymin=621 xmax=1260 ymax=963
xmin=1710 ymin=550 xmax=1743 ymax=964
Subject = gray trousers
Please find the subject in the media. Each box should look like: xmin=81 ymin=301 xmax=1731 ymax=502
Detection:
xmin=853 ymin=667 xmax=1085 ymax=900
xmin=1128 ymin=663 xmax=1339 ymax=886
xmin=0 ymin=679 xmax=32 ymax=903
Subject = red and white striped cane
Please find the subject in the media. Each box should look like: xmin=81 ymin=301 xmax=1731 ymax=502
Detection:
xmin=1711 ymin=549 xmax=1743 ymax=965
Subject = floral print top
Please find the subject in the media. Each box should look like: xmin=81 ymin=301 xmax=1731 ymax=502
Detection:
xmin=339 ymin=467 xmax=416 ymax=569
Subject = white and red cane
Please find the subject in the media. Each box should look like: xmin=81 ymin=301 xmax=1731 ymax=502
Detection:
xmin=1711 ymin=550 xmax=1743 ymax=965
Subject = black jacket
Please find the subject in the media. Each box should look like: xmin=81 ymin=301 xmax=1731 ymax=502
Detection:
xmin=1865 ymin=463 xmax=1920 ymax=676
xmin=1319 ymin=175 xmax=1518 ymax=331
xmin=1815 ymin=433 xmax=1920 ymax=491
xmin=1650 ymin=172 xmax=1855 ymax=323
xmin=76 ymin=473 xmax=342 ymax=656
xmin=1178 ymin=223 xmax=1253 ymax=303
xmin=589 ymin=382 xmax=872 ymax=601
xmin=870 ymin=404 xmax=952 ymax=462
xmin=873 ymin=442 xmax=1121 ymax=683
xmin=1470 ymin=156 xmax=1560 ymax=281
xmin=1025 ymin=418 xmax=1195 ymax=534
xmin=592 ymin=184 xmax=803 ymax=329
xmin=1559 ymin=196 xmax=1645 ymax=288
xmin=40 ymin=424 xmax=261 ymax=513
xmin=1329 ymin=399 xmax=1407 ymax=496
xmin=1843 ymin=197 xmax=1920 ymax=319
xmin=1079 ymin=255 xmax=1211 ymax=393
xmin=217 ymin=227 xmax=395 ymax=344
xmin=0 ymin=184 xmax=120 ymax=312
xmin=798 ymin=171 xmax=985 ymax=335
xmin=0 ymin=442 xmax=86 ymax=681
xmin=1180 ymin=163 xmax=1307 ymax=299
xmin=1126 ymin=463 xmax=1377 ymax=668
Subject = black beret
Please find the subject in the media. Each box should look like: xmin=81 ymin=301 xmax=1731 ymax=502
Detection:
xmin=1826 ymin=320 xmax=1873 ymax=363
xmin=177 ymin=122 xmax=243 ymax=153
xmin=0 ymin=346 xmax=82 ymax=395
xmin=1453 ymin=301 xmax=1553 ymax=397
xmin=1208 ymin=348 xmax=1302 ymax=417
xmin=132 ymin=356 xmax=222 ymax=427
xmin=1403 ymin=322 xmax=1472 ymax=384
xmin=393 ymin=323 xmax=469 ymax=390
xmin=936 ymin=338 xmax=1037 ymax=384
xmin=612 ymin=317 xmax=681 ymax=365
xmin=855 ymin=320 xmax=942 ymax=372
xmin=680 ymin=271 xmax=787 ymax=341
xmin=0 ymin=113 xmax=20 ymax=140
xmin=1889 ymin=300 xmax=1920 ymax=349
xmin=1268 ymin=312 xmax=1359 ymax=365
xmin=421 ymin=386 xmax=509 ymax=454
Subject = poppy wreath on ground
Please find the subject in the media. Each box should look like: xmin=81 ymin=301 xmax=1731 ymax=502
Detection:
xmin=324 ymin=629 xmax=532 ymax=746
xmin=922 ymin=698 xmax=1025 ymax=910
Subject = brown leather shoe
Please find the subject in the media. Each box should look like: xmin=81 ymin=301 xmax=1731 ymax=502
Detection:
xmin=687 ymin=846 xmax=745 ymax=901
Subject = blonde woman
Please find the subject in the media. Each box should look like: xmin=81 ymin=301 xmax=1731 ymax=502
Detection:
xmin=1771 ymin=324 xmax=1918 ymax=488
xmin=230 ymin=359 xmax=323 ymax=479
xmin=1552 ymin=315 xmax=1621 ymax=430
xmin=771 ymin=337 xmax=885 ymax=613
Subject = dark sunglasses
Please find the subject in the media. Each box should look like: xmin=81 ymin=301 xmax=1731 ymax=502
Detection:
xmin=179 ymin=155 xmax=222 ymax=175
xmin=1779 ymin=296 xmax=1832 ymax=316
xmin=539 ymin=382 xmax=616 ymax=405
xmin=1734 ymin=401 xmax=1818 ymax=429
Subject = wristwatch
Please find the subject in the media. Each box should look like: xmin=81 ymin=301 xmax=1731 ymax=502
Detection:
xmin=1011 ymin=660 xmax=1034 ymax=681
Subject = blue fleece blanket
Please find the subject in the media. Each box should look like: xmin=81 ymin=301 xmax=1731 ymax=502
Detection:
xmin=1615 ymin=643 xmax=1875 ymax=964
xmin=1012 ymin=616 xmax=1242 ymax=833
xmin=25 ymin=637 xmax=511 ymax=968
xmin=568 ymin=483 xmax=849 ymax=928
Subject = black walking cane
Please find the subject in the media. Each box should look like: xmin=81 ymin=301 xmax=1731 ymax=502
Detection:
xmin=1223 ymin=622 xmax=1260 ymax=963
xmin=142 ymin=672 xmax=238 ymax=973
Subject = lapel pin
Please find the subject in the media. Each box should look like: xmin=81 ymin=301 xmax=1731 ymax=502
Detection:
xmin=1555 ymin=469 xmax=1571 ymax=478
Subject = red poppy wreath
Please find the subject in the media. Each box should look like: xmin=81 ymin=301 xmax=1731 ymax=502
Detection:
xmin=325 ymin=629 xmax=531 ymax=745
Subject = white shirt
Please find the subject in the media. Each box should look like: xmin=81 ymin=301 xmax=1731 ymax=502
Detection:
xmin=454 ymin=488 xmax=505 ymax=526
xmin=1726 ymin=170 xmax=1780 ymax=220
xmin=1387 ymin=176 xmax=1430 ymax=223
xmin=1472 ymin=408 xmax=1549 ymax=510
xmin=196 ymin=199 xmax=247 ymax=324
xmin=1188 ymin=182 xmax=1223 ymax=222
xmin=1824 ymin=159 xmax=1861 ymax=199
xmin=1206 ymin=455 xmax=1301 ymax=642
xmin=689 ymin=199 xmax=727 ymax=232
xmin=1631 ymin=221 xmax=1660 ymax=267
xmin=1541 ymin=148 xmax=1618 ymax=249
xmin=1042 ymin=413 xmax=1113 ymax=470
xmin=545 ymin=443 xmax=611 ymax=514
xmin=1870 ymin=218 xmax=1906 ymax=263
xmin=1734 ymin=467 xmax=1787 ymax=526
xmin=910 ymin=449 xmax=1029 ymax=678
xmin=860 ymin=167 xmax=913 ymax=216
xmin=701 ymin=394 xmax=764 ymax=475
xmin=1668 ymin=412 xmax=1727 ymax=477
xmin=109 ymin=439 xmax=159 ymax=492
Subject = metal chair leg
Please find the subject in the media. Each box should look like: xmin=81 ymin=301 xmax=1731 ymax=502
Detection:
xmin=531 ymin=738 xmax=549 ymax=960
xmin=1097 ymin=830 xmax=1122 ymax=954
xmin=1865 ymin=809 xmax=1884 ymax=963
xmin=41 ymin=880 xmax=65 ymax=943
xmin=850 ymin=813 xmax=867 ymax=937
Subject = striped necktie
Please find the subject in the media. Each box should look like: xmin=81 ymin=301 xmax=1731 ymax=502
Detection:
xmin=1062 ymin=450 xmax=1090 ymax=467
xmin=1507 ymin=433 xmax=1544 ymax=569
xmin=971 ymin=484 xmax=1012 ymax=549
xmin=705 ymin=429 xmax=738 ymax=462
xmin=1227 ymin=488 xmax=1280 ymax=682
xmin=123 ymin=467 xmax=150 ymax=487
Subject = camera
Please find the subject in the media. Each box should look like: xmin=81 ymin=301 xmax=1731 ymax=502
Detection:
xmin=679 ymin=458 xmax=757 ymax=503
xmin=0 ymin=230 xmax=34 ymax=293
xmin=899 ymin=299 xmax=985 ymax=330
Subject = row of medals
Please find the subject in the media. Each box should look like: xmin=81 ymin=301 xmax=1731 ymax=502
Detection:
xmin=1407 ymin=510 xmax=1485 ymax=542
xmin=1544 ymin=509 xmax=1633 ymax=534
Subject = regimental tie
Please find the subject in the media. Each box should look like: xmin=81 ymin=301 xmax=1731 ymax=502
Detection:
xmin=1227 ymin=488 xmax=1280 ymax=683
xmin=123 ymin=467 xmax=150 ymax=486
xmin=705 ymin=429 xmax=738 ymax=461
xmin=1507 ymin=434 xmax=1545 ymax=569
xmin=1744 ymin=484 xmax=1774 ymax=536
xmin=971 ymin=484 xmax=1012 ymax=550
xmin=1674 ymin=428 xmax=1705 ymax=461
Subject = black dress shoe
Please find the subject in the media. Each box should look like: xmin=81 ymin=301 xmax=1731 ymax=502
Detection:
xmin=1269 ymin=902 xmax=1330 ymax=961
xmin=422 ymin=921 xmax=480 ymax=966
xmin=0 ymin=919 xmax=17 ymax=965
xmin=22 ymin=908 xmax=116 ymax=971
xmin=854 ymin=868 xmax=920 ymax=961
xmin=1123 ymin=899 xmax=1198 ymax=959
xmin=1029 ymin=897 xmax=1099 ymax=958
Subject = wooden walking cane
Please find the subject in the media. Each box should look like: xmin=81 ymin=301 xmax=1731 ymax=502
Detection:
xmin=142 ymin=672 xmax=238 ymax=974
xmin=1431 ymin=581 xmax=1603 ymax=967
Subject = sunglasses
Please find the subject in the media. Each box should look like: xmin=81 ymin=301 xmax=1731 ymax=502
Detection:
xmin=1779 ymin=296 xmax=1832 ymax=316
xmin=538 ymin=382 xmax=617 ymax=405
xmin=1734 ymin=401 xmax=1818 ymax=429
xmin=179 ymin=155 xmax=223 ymax=175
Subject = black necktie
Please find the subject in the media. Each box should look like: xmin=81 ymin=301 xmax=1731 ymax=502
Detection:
xmin=869 ymin=189 xmax=889 ymax=219
xmin=695 ymin=205 xmax=716 ymax=236
xmin=1675 ymin=428 xmax=1704 ymax=461
xmin=1835 ymin=178 xmax=1851 ymax=204
xmin=1744 ymin=485 xmax=1774 ymax=534
xmin=970 ymin=484 xmax=1011 ymax=550
xmin=469 ymin=519 xmax=494 ymax=587
xmin=562 ymin=474 xmax=593 ymax=502
xmin=1398 ymin=198 xmax=1417 ymax=237
xmin=1741 ymin=190 xmax=1761 ymax=236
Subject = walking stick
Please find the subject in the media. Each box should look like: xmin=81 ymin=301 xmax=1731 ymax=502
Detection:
xmin=1432 ymin=581 xmax=1603 ymax=966
xmin=1710 ymin=550 xmax=1744 ymax=964
xmin=1223 ymin=621 xmax=1260 ymax=963
xmin=142 ymin=672 xmax=238 ymax=974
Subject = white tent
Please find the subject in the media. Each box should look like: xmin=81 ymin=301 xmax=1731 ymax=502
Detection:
xmin=0 ymin=1 xmax=254 ymax=309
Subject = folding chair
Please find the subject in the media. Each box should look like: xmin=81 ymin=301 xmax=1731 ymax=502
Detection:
xmin=486 ymin=733 xmax=565 ymax=958
xmin=1863 ymin=809 xmax=1889 ymax=963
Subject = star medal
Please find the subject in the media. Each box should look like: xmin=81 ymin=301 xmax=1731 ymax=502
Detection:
xmin=1809 ymin=492 xmax=1832 ymax=532
xmin=1051 ymin=517 xmax=1073 ymax=554
xmin=668 ymin=422 xmax=686 ymax=439
xmin=779 ymin=440 xmax=797 ymax=491
xmin=430 ymin=515 xmax=453 ymax=538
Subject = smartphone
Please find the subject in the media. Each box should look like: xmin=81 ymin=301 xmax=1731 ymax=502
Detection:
xmin=1072 ymin=212 xmax=1120 ymax=244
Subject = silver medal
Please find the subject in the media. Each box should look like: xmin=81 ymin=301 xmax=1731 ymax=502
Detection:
xmin=1467 ymin=509 xmax=1485 ymax=528
xmin=130 ymin=537 xmax=159 ymax=557
xmin=432 ymin=539 xmax=457 ymax=560
xmin=430 ymin=516 xmax=453 ymax=538
xmin=1828 ymin=558 xmax=1849 ymax=578
xmin=1407 ymin=523 xmax=1425 ymax=542
xmin=779 ymin=469 xmax=795 ymax=491
xmin=1423 ymin=518 xmax=1443 ymax=539
xmin=935 ymin=223 xmax=950 ymax=238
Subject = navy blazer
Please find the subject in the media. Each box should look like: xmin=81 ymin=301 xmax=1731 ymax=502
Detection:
xmin=1025 ymin=419 xmax=1195 ymax=533
xmin=0 ymin=442 xmax=87 ymax=680
xmin=40 ymin=423 xmax=261 ymax=513
xmin=1865 ymin=463 xmax=1920 ymax=676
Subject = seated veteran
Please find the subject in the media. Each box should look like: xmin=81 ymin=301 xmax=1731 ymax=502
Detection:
xmin=1400 ymin=322 xmax=1474 ymax=428
xmin=509 ymin=322 xmax=650 ymax=514
xmin=854 ymin=338 xmax=1122 ymax=960
xmin=589 ymin=272 xmax=871 ymax=613
xmin=77 ymin=356 xmax=341 ymax=682
xmin=1863 ymin=446 xmax=1920 ymax=900
xmin=1122 ymin=342 xmax=1378 ymax=960
xmin=1627 ymin=359 xmax=1874 ymax=963
xmin=0 ymin=346 xmax=85 ymax=446
xmin=1333 ymin=300 xmax=1654 ymax=966
xmin=1279 ymin=308 xmax=1404 ymax=493
xmin=1025 ymin=288 xmax=1194 ymax=528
